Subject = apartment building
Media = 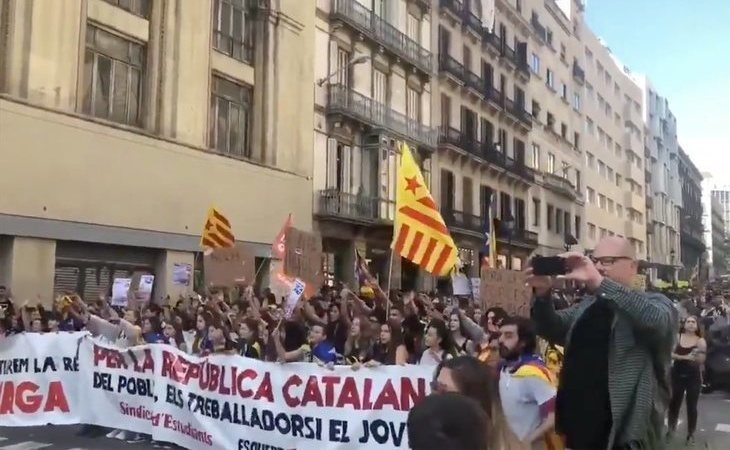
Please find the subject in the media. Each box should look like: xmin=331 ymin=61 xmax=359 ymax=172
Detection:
xmin=678 ymin=147 xmax=705 ymax=283
xmin=431 ymin=0 xmax=538 ymax=275
xmin=632 ymin=75 xmax=682 ymax=282
xmin=526 ymin=0 xmax=585 ymax=256
xmin=573 ymin=14 xmax=647 ymax=258
xmin=0 ymin=0 xmax=315 ymax=304
xmin=312 ymin=0 xmax=436 ymax=289
xmin=702 ymin=175 xmax=728 ymax=279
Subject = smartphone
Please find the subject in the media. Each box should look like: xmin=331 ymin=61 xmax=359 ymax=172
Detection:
xmin=531 ymin=256 xmax=568 ymax=276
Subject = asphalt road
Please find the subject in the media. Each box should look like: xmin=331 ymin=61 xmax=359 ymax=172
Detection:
xmin=0 ymin=392 xmax=728 ymax=449
xmin=667 ymin=390 xmax=730 ymax=449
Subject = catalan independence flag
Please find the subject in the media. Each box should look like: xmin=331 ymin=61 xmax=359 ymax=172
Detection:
xmin=392 ymin=143 xmax=457 ymax=276
xmin=200 ymin=207 xmax=235 ymax=249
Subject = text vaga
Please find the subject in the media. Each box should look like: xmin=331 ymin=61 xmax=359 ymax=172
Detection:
xmin=0 ymin=381 xmax=70 ymax=414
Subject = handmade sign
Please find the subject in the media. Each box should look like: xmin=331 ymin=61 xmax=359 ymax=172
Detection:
xmin=204 ymin=243 xmax=255 ymax=288
xmin=283 ymin=227 xmax=323 ymax=290
xmin=480 ymin=268 xmax=531 ymax=316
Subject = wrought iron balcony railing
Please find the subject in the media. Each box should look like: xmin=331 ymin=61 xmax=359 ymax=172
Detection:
xmin=315 ymin=189 xmax=382 ymax=222
xmin=572 ymin=62 xmax=585 ymax=84
xmin=332 ymin=0 xmax=431 ymax=74
xmin=438 ymin=55 xmax=465 ymax=81
xmin=328 ymin=84 xmax=438 ymax=148
xmin=443 ymin=209 xmax=483 ymax=234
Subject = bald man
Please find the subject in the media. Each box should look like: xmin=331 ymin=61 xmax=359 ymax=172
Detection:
xmin=527 ymin=237 xmax=678 ymax=450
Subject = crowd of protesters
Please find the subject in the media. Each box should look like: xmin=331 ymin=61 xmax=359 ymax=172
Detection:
xmin=1 ymin=236 xmax=730 ymax=449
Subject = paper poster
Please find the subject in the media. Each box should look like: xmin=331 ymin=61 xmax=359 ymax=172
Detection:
xmin=172 ymin=263 xmax=192 ymax=286
xmin=284 ymin=278 xmax=306 ymax=319
xmin=137 ymin=275 xmax=155 ymax=303
xmin=451 ymin=273 xmax=471 ymax=296
xmin=470 ymin=278 xmax=480 ymax=299
xmin=111 ymin=278 xmax=131 ymax=306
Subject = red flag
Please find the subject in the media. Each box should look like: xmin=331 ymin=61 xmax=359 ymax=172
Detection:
xmin=271 ymin=213 xmax=292 ymax=259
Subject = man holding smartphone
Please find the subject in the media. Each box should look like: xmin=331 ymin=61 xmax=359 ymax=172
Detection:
xmin=527 ymin=236 xmax=677 ymax=450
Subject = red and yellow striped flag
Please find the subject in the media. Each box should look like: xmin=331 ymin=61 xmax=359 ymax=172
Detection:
xmin=392 ymin=143 xmax=457 ymax=276
xmin=200 ymin=207 xmax=235 ymax=249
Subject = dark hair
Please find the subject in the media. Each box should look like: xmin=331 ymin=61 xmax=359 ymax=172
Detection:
xmin=407 ymin=393 xmax=489 ymax=450
xmin=680 ymin=315 xmax=703 ymax=338
xmin=242 ymin=318 xmax=260 ymax=343
xmin=499 ymin=316 xmax=538 ymax=354
xmin=427 ymin=318 xmax=455 ymax=354
xmin=435 ymin=356 xmax=494 ymax=416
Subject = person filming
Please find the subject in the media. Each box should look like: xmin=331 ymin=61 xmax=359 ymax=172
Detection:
xmin=527 ymin=237 xmax=678 ymax=450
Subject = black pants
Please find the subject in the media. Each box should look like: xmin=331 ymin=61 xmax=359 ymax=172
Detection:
xmin=667 ymin=369 xmax=701 ymax=435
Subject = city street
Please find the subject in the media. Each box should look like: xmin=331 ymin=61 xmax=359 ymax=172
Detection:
xmin=0 ymin=392 xmax=727 ymax=449
xmin=668 ymin=391 xmax=730 ymax=449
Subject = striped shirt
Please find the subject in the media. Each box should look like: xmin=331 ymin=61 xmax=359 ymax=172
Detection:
xmin=531 ymin=278 xmax=678 ymax=450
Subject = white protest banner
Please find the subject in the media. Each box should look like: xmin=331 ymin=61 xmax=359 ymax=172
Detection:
xmin=284 ymin=278 xmax=305 ymax=319
xmin=111 ymin=278 xmax=132 ymax=306
xmin=0 ymin=332 xmax=84 ymax=426
xmin=76 ymin=337 xmax=433 ymax=450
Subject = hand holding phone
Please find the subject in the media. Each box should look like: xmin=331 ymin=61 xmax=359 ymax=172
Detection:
xmin=530 ymin=256 xmax=568 ymax=276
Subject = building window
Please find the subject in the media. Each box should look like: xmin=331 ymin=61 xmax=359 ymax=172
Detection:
xmin=213 ymin=0 xmax=255 ymax=64
xmin=575 ymin=216 xmax=581 ymax=239
xmin=587 ymin=187 xmax=596 ymax=204
xmin=546 ymin=69 xmax=554 ymax=89
xmin=530 ymin=53 xmax=540 ymax=74
xmin=335 ymin=48 xmax=351 ymax=86
xmin=373 ymin=68 xmax=388 ymax=104
xmin=209 ymin=75 xmax=253 ymax=158
xmin=573 ymin=92 xmax=581 ymax=110
xmin=599 ymin=194 xmax=607 ymax=209
xmin=548 ymin=153 xmax=555 ymax=174
xmin=83 ymin=26 xmax=145 ymax=126
xmin=556 ymin=208 xmax=563 ymax=235
xmin=588 ymin=223 xmax=596 ymax=239
xmin=547 ymin=204 xmax=554 ymax=231
xmin=561 ymin=82 xmax=567 ymax=99
xmin=531 ymin=144 xmax=540 ymax=170
xmin=532 ymin=198 xmax=541 ymax=226
xmin=406 ymin=13 xmax=420 ymax=44
xmin=102 ymin=0 xmax=150 ymax=17
xmin=407 ymin=86 xmax=421 ymax=123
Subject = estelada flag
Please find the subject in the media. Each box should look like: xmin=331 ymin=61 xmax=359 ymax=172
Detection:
xmin=392 ymin=143 xmax=457 ymax=277
xmin=200 ymin=207 xmax=235 ymax=249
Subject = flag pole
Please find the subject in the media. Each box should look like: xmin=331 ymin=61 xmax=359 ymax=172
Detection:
xmin=385 ymin=248 xmax=395 ymax=318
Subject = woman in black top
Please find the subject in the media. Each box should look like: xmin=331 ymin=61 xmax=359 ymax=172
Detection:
xmin=237 ymin=318 xmax=263 ymax=360
xmin=667 ymin=315 xmax=707 ymax=446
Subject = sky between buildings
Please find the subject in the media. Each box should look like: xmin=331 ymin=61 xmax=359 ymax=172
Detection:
xmin=585 ymin=0 xmax=730 ymax=183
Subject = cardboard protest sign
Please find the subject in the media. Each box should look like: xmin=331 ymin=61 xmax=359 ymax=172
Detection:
xmin=283 ymin=227 xmax=323 ymax=291
xmin=480 ymin=268 xmax=531 ymax=316
xmin=203 ymin=243 xmax=255 ymax=288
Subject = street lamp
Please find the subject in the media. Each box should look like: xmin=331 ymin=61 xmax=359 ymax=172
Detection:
xmin=670 ymin=249 xmax=677 ymax=289
xmin=504 ymin=214 xmax=515 ymax=269
xmin=316 ymin=55 xmax=371 ymax=86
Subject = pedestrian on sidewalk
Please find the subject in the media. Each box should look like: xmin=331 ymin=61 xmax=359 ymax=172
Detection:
xmin=667 ymin=315 xmax=706 ymax=446
xmin=528 ymin=236 xmax=678 ymax=450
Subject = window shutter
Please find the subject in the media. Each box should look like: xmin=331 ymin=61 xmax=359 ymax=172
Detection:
xmin=343 ymin=145 xmax=352 ymax=193
xmin=327 ymin=138 xmax=337 ymax=188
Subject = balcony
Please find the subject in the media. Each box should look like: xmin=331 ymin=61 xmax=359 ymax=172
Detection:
xmin=462 ymin=8 xmax=482 ymax=36
xmin=624 ymin=220 xmax=645 ymax=240
xmin=531 ymin=16 xmax=547 ymax=42
xmin=542 ymin=172 xmax=580 ymax=200
xmin=328 ymin=84 xmax=438 ymax=148
xmin=483 ymin=30 xmax=502 ymax=55
xmin=485 ymin=85 xmax=503 ymax=108
xmin=331 ymin=0 xmax=432 ymax=75
xmin=572 ymin=62 xmax=585 ymax=84
xmin=315 ymin=189 xmax=384 ymax=224
xmin=624 ymin=191 xmax=645 ymax=213
xmin=443 ymin=209 xmax=483 ymax=235
xmin=626 ymin=160 xmax=644 ymax=184
xmin=482 ymin=146 xmax=535 ymax=182
xmin=503 ymin=97 xmax=532 ymax=128
xmin=498 ymin=228 xmax=539 ymax=248
xmin=440 ymin=0 xmax=464 ymax=18
xmin=438 ymin=54 xmax=465 ymax=83
xmin=465 ymin=71 xmax=483 ymax=96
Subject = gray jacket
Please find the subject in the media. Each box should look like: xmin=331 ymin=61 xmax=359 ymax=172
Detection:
xmin=531 ymin=278 xmax=678 ymax=450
